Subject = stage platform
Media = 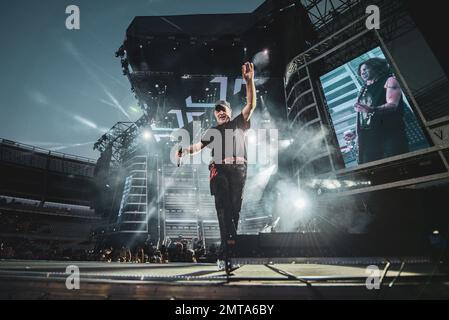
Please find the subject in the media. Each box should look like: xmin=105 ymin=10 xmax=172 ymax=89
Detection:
xmin=1 ymin=258 xmax=448 ymax=300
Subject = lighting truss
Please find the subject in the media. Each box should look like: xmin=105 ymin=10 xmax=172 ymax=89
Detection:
xmin=93 ymin=115 xmax=151 ymax=165
xmin=300 ymin=0 xmax=362 ymax=31
xmin=300 ymin=0 xmax=414 ymax=42
xmin=287 ymin=0 xmax=416 ymax=85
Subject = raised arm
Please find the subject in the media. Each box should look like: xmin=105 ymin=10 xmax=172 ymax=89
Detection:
xmin=241 ymin=62 xmax=257 ymax=122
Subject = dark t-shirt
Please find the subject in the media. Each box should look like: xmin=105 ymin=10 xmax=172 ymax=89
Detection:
xmin=201 ymin=113 xmax=250 ymax=162
xmin=357 ymin=74 xmax=405 ymax=131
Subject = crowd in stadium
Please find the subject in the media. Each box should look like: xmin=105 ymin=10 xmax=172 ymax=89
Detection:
xmin=0 ymin=195 xmax=220 ymax=264
xmin=0 ymin=236 xmax=219 ymax=264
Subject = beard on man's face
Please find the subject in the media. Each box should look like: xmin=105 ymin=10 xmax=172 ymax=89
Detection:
xmin=216 ymin=112 xmax=230 ymax=124
xmin=214 ymin=106 xmax=231 ymax=124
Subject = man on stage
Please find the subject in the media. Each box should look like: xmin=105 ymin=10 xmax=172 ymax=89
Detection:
xmin=177 ymin=62 xmax=256 ymax=264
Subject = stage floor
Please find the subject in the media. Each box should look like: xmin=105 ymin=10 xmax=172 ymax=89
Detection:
xmin=1 ymin=258 xmax=448 ymax=299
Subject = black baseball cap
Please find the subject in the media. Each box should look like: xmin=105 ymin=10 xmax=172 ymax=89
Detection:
xmin=214 ymin=100 xmax=231 ymax=112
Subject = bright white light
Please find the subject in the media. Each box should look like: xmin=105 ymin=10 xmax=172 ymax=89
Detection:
xmin=129 ymin=106 xmax=140 ymax=113
xmin=295 ymin=198 xmax=307 ymax=210
xmin=344 ymin=180 xmax=357 ymax=188
xmin=248 ymin=135 xmax=257 ymax=144
xmin=280 ymin=140 xmax=292 ymax=148
xmin=73 ymin=115 xmax=97 ymax=129
xmin=433 ymin=230 xmax=440 ymax=235
xmin=263 ymin=49 xmax=269 ymax=55
xmin=142 ymin=130 xmax=152 ymax=140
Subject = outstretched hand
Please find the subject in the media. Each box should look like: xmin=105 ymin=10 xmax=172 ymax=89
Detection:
xmin=242 ymin=62 xmax=254 ymax=83
xmin=176 ymin=148 xmax=183 ymax=160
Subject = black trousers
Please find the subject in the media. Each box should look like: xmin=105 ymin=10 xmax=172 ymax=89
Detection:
xmin=210 ymin=164 xmax=247 ymax=256
xmin=358 ymin=126 xmax=409 ymax=165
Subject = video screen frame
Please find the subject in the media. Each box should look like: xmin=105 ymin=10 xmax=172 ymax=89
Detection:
xmin=317 ymin=43 xmax=432 ymax=170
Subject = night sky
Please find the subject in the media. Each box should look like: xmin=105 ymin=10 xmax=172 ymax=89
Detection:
xmin=0 ymin=0 xmax=264 ymax=160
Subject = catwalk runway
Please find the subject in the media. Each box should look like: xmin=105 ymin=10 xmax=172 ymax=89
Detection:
xmin=1 ymin=258 xmax=448 ymax=299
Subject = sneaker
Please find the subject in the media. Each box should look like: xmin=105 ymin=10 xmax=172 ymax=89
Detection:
xmin=217 ymin=259 xmax=225 ymax=271
xmin=217 ymin=259 xmax=241 ymax=272
xmin=228 ymin=262 xmax=241 ymax=272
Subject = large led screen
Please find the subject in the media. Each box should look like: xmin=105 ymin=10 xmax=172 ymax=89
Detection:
xmin=319 ymin=47 xmax=429 ymax=168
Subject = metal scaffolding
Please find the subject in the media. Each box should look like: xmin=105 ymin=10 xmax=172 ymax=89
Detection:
xmin=300 ymin=0 xmax=360 ymax=31
xmin=93 ymin=115 xmax=151 ymax=166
